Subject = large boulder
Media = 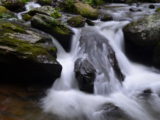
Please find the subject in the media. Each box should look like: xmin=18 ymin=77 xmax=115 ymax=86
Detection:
xmin=0 ymin=20 xmax=62 ymax=84
xmin=1 ymin=0 xmax=26 ymax=12
xmin=74 ymin=2 xmax=99 ymax=20
xmin=74 ymin=58 xmax=96 ymax=93
xmin=31 ymin=14 xmax=73 ymax=52
xmin=75 ymin=28 xmax=124 ymax=93
xmin=60 ymin=1 xmax=99 ymax=20
xmin=124 ymin=13 xmax=160 ymax=66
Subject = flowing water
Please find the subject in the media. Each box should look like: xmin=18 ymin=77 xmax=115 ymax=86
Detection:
xmin=32 ymin=3 xmax=160 ymax=120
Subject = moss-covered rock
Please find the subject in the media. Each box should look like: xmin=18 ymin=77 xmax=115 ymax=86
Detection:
xmin=0 ymin=6 xmax=16 ymax=19
xmin=1 ymin=0 xmax=27 ymax=12
xmin=67 ymin=15 xmax=86 ymax=27
xmin=124 ymin=13 xmax=160 ymax=67
xmin=74 ymin=2 xmax=99 ymax=20
xmin=156 ymin=8 xmax=160 ymax=12
xmin=100 ymin=13 xmax=113 ymax=21
xmin=31 ymin=14 xmax=73 ymax=51
xmin=0 ymin=20 xmax=62 ymax=83
xmin=28 ymin=6 xmax=61 ymax=18
xmin=22 ymin=13 xmax=32 ymax=21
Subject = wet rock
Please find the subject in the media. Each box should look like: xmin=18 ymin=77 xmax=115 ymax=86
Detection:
xmin=74 ymin=58 xmax=96 ymax=93
xmin=31 ymin=14 xmax=73 ymax=52
xmin=79 ymin=28 xmax=124 ymax=83
xmin=67 ymin=15 xmax=86 ymax=28
xmin=124 ymin=13 xmax=160 ymax=66
xmin=129 ymin=7 xmax=142 ymax=12
xmin=97 ymin=103 xmax=129 ymax=120
xmin=28 ymin=6 xmax=62 ymax=19
xmin=1 ymin=0 xmax=26 ymax=12
xmin=86 ymin=19 xmax=95 ymax=26
xmin=0 ymin=20 xmax=62 ymax=84
xmin=100 ymin=13 xmax=113 ymax=21
xmin=149 ymin=4 xmax=155 ymax=9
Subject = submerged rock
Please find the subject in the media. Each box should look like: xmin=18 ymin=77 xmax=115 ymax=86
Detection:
xmin=67 ymin=15 xmax=86 ymax=27
xmin=0 ymin=20 xmax=62 ymax=84
xmin=97 ymin=103 xmax=130 ymax=120
xmin=74 ymin=58 xmax=96 ymax=93
xmin=124 ymin=13 xmax=160 ymax=67
xmin=31 ymin=14 xmax=73 ymax=52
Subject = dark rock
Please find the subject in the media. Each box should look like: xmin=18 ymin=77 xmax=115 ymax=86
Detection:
xmin=31 ymin=14 xmax=73 ymax=52
xmin=79 ymin=28 xmax=124 ymax=83
xmin=0 ymin=20 xmax=62 ymax=84
xmin=37 ymin=0 xmax=53 ymax=5
xmin=67 ymin=15 xmax=86 ymax=28
xmin=129 ymin=7 xmax=142 ymax=12
xmin=149 ymin=4 xmax=155 ymax=9
xmin=100 ymin=12 xmax=113 ymax=21
xmin=1 ymin=0 xmax=26 ymax=12
xmin=124 ymin=13 xmax=160 ymax=66
xmin=74 ymin=58 xmax=96 ymax=93
xmin=98 ymin=103 xmax=130 ymax=120
xmin=86 ymin=19 xmax=95 ymax=26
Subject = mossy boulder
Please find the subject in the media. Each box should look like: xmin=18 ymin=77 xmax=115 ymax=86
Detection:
xmin=31 ymin=14 xmax=73 ymax=52
xmin=0 ymin=6 xmax=16 ymax=19
xmin=28 ymin=6 xmax=62 ymax=19
xmin=1 ymin=0 xmax=27 ymax=12
xmin=0 ymin=20 xmax=62 ymax=83
xmin=74 ymin=2 xmax=99 ymax=20
xmin=67 ymin=15 xmax=86 ymax=27
xmin=124 ymin=13 xmax=160 ymax=67
xmin=60 ymin=1 xmax=99 ymax=20
xmin=22 ymin=13 xmax=32 ymax=21
xmin=156 ymin=8 xmax=160 ymax=12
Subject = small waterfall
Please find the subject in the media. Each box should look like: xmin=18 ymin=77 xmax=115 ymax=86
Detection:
xmin=42 ymin=4 xmax=160 ymax=120
xmin=17 ymin=2 xmax=41 ymax=19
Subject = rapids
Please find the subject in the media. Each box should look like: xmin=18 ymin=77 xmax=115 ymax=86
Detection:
xmin=38 ymin=3 xmax=160 ymax=120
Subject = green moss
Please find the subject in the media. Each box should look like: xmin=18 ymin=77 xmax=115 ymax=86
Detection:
xmin=0 ymin=21 xmax=56 ymax=62
xmin=53 ymin=25 xmax=72 ymax=35
xmin=67 ymin=15 xmax=85 ymax=27
xmin=156 ymin=8 xmax=160 ymax=12
xmin=22 ymin=13 xmax=32 ymax=21
xmin=74 ymin=2 xmax=98 ymax=20
xmin=51 ymin=9 xmax=62 ymax=19
xmin=0 ymin=21 xmax=26 ymax=33
xmin=0 ymin=6 xmax=8 ymax=13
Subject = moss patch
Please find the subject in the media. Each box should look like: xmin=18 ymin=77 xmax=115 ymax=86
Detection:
xmin=74 ymin=2 xmax=98 ymax=20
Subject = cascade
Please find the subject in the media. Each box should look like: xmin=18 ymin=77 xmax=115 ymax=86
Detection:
xmin=40 ymin=3 xmax=160 ymax=120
